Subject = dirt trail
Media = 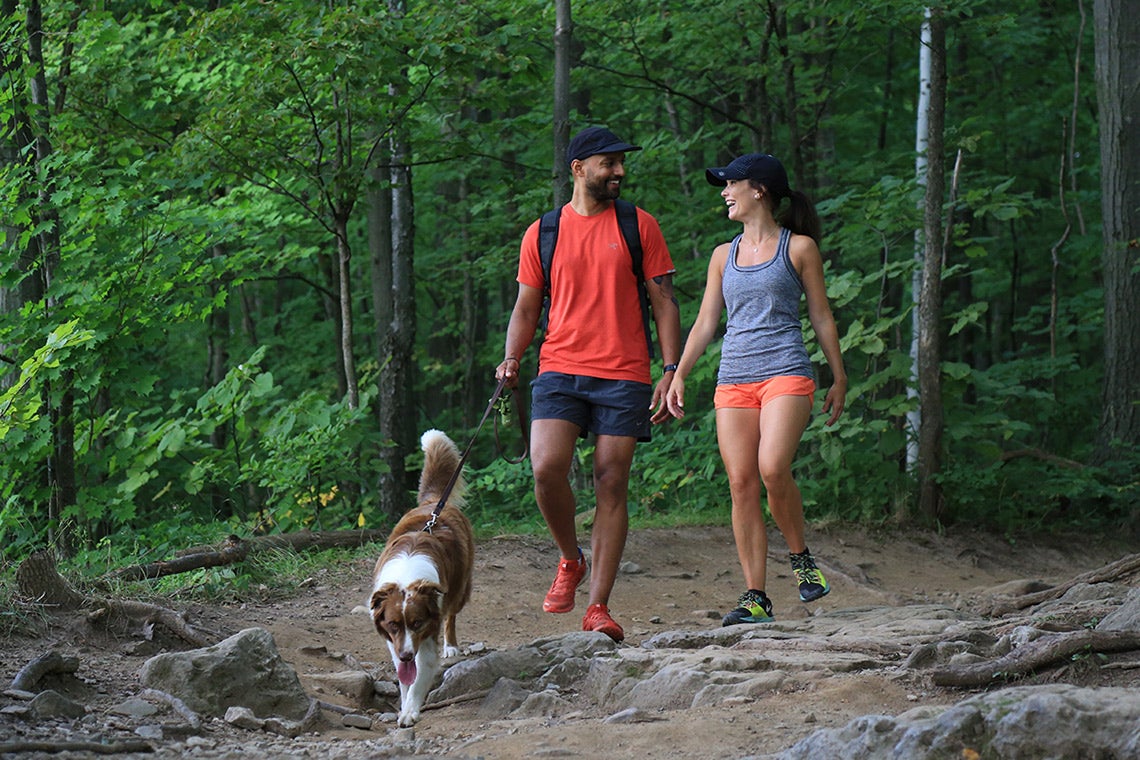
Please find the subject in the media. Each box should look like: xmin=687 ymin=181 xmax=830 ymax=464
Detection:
xmin=3 ymin=524 xmax=1135 ymax=758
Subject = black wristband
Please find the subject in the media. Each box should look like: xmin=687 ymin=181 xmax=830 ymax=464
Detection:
xmin=663 ymin=364 xmax=678 ymax=373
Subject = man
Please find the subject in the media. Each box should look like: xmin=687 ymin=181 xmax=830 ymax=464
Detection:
xmin=496 ymin=126 xmax=681 ymax=642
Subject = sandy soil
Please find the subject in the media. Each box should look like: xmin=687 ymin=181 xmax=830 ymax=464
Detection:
xmin=3 ymin=522 xmax=1136 ymax=758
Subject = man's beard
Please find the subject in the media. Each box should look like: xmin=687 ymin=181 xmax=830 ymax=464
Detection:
xmin=586 ymin=175 xmax=621 ymax=202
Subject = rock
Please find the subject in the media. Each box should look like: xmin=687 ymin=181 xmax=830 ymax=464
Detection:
xmin=477 ymin=677 xmax=532 ymax=719
xmin=342 ymin=712 xmax=373 ymax=729
xmin=305 ymin=671 xmax=375 ymax=708
xmin=431 ymin=632 xmax=617 ymax=704
xmin=773 ymin=684 xmax=1140 ymax=760
xmin=110 ymin=696 xmax=159 ymax=718
xmin=139 ymin=627 xmax=311 ymax=720
xmin=29 ymin=689 xmax=85 ymax=720
xmin=1097 ymin=586 xmax=1140 ymax=631
xmin=224 ymin=705 xmax=264 ymax=730
xmin=512 ymin=689 xmax=573 ymax=718
xmin=3 ymin=689 xmax=38 ymax=700
xmin=604 ymin=706 xmax=663 ymax=724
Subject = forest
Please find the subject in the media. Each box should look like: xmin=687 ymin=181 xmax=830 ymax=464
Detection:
xmin=1 ymin=0 xmax=1137 ymax=566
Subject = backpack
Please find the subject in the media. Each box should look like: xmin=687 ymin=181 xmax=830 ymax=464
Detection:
xmin=537 ymin=198 xmax=655 ymax=358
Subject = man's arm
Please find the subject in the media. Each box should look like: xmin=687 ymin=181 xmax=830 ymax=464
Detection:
xmin=645 ymin=272 xmax=682 ymax=423
xmin=496 ymin=282 xmax=544 ymax=388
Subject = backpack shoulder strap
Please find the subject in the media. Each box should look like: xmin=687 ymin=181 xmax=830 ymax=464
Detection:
xmin=538 ymin=207 xmax=561 ymax=294
xmin=613 ymin=199 xmax=643 ymax=277
xmin=613 ymin=199 xmax=655 ymax=359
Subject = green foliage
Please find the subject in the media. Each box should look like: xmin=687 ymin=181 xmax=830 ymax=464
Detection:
xmin=0 ymin=0 xmax=1133 ymax=572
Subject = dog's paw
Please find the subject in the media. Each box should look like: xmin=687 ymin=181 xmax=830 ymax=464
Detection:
xmin=397 ymin=708 xmax=420 ymax=728
xmin=442 ymin=644 xmax=460 ymax=659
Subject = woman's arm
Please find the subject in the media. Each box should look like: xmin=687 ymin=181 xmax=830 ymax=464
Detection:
xmin=665 ymin=244 xmax=729 ymax=418
xmin=793 ymin=236 xmax=847 ymax=425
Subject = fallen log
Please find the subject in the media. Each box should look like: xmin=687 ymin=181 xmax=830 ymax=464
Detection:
xmin=931 ymin=628 xmax=1140 ymax=688
xmin=108 ymin=529 xmax=390 ymax=583
xmin=16 ymin=551 xmax=218 ymax=647
xmin=982 ymin=552 xmax=1140 ymax=616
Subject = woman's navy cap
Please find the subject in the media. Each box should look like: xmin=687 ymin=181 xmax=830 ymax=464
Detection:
xmin=567 ymin=127 xmax=642 ymax=165
xmin=706 ymin=153 xmax=790 ymax=197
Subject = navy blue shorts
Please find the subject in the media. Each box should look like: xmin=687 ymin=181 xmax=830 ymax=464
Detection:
xmin=531 ymin=372 xmax=652 ymax=442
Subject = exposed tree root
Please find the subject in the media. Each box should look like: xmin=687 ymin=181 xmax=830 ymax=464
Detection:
xmin=931 ymin=628 xmax=1140 ymax=688
xmin=9 ymin=651 xmax=80 ymax=692
xmin=981 ymin=552 xmax=1140 ymax=616
xmin=0 ymin=740 xmax=153 ymax=755
xmin=15 ymin=551 xmax=218 ymax=647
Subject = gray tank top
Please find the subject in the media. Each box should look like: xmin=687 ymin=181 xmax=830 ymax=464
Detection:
xmin=718 ymin=228 xmax=814 ymax=385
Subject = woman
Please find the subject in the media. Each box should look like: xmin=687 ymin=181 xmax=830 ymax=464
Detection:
xmin=665 ymin=152 xmax=846 ymax=626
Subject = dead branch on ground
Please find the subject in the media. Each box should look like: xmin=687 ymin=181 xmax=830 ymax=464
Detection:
xmin=106 ymin=529 xmax=389 ymax=583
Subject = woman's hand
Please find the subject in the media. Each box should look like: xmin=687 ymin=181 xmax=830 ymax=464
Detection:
xmin=664 ymin=376 xmax=686 ymax=419
xmin=821 ymin=378 xmax=847 ymax=426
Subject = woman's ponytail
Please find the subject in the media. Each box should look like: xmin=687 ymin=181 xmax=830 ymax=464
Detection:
xmin=779 ymin=189 xmax=822 ymax=245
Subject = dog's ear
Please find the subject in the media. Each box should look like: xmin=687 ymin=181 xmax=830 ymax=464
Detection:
xmin=406 ymin=579 xmax=445 ymax=609
xmin=370 ymin=582 xmax=399 ymax=617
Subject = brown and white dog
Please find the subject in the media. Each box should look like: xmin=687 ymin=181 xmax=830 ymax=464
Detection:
xmin=368 ymin=429 xmax=474 ymax=727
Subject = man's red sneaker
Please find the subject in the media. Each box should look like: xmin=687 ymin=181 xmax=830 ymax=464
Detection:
xmin=542 ymin=548 xmax=587 ymax=613
xmin=582 ymin=603 xmax=624 ymax=642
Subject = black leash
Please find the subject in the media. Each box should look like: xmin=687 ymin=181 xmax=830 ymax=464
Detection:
xmin=423 ymin=376 xmax=529 ymax=533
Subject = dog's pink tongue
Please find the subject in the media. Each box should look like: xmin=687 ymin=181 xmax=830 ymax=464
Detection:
xmin=397 ymin=660 xmax=417 ymax=686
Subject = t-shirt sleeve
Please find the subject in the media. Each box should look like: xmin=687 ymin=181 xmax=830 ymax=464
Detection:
xmin=636 ymin=208 xmax=675 ymax=281
xmin=517 ymin=218 xmax=544 ymax=290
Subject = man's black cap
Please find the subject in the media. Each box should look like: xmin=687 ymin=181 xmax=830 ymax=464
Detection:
xmin=567 ymin=127 xmax=642 ymax=165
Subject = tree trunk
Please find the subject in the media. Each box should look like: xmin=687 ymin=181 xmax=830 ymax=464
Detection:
xmin=207 ymin=240 xmax=232 ymax=518
xmin=376 ymin=0 xmax=417 ymax=521
xmin=552 ymin=0 xmax=572 ymax=207
xmin=1092 ymin=0 xmax=1140 ymax=483
xmin=27 ymin=0 xmax=77 ymax=552
xmin=335 ymin=213 xmax=359 ymax=410
xmin=367 ymin=166 xmax=394 ymax=361
xmin=906 ymin=11 xmax=932 ymax=485
xmin=458 ymin=171 xmax=484 ymax=423
xmin=376 ymin=130 xmax=416 ymax=520
xmin=916 ymin=9 xmax=947 ymax=524
xmin=1 ymin=0 xmax=34 ymax=383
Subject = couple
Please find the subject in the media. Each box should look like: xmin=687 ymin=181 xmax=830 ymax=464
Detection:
xmin=495 ymin=127 xmax=848 ymax=643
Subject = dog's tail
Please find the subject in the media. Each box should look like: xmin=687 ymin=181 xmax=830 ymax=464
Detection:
xmin=418 ymin=429 xmax=465 ymax=506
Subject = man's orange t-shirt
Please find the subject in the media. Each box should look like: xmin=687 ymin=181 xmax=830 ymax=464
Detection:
xmin=518 ymin=202 xmax=675 ymax=384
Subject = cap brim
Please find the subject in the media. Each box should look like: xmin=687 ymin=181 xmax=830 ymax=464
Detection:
xmin=705 ymin=167 xmax=732 ymax=186
xmin=572 ymin=143 xmax=642 ymax=162
xmin=603 ymin=142 xmax=641 ymax=154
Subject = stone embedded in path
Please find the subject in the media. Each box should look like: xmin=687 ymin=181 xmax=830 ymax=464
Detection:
xmin=139 ymin=627 xmax=312 ymax=720
xmin=28 ymin=689 xmax=86 ymax=720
